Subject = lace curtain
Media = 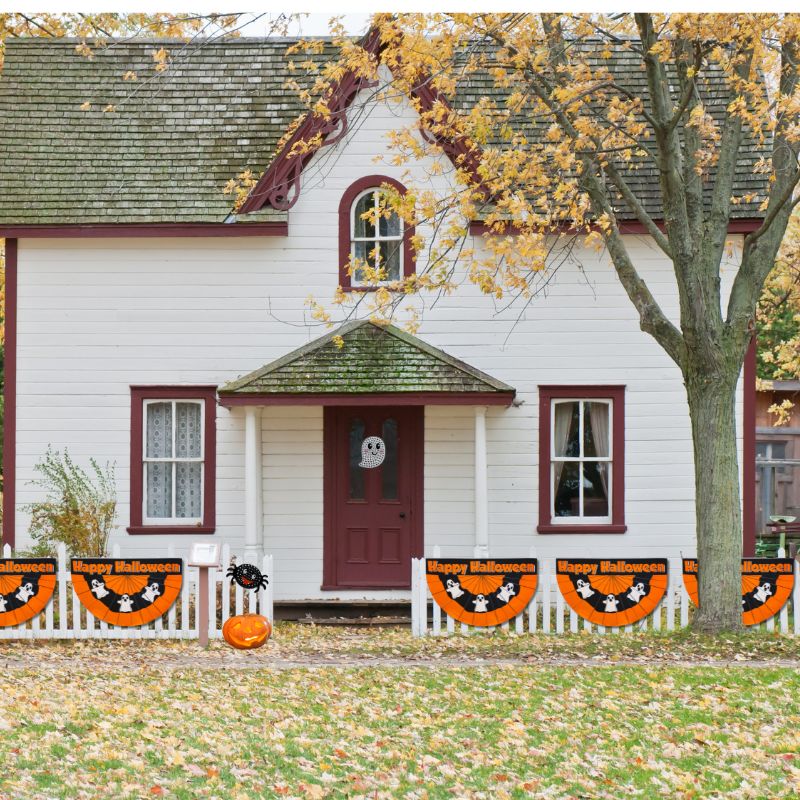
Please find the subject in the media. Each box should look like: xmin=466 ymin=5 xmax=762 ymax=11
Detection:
xmin=146 ymin=401 xmax=202 ymax=519
xmin=146 ymin=403 xmax=172 ymax=518
xmin=552 ymin=401 xmax=575 ymax=491
xmin=588 ymin=402 xmax=610 ymax=497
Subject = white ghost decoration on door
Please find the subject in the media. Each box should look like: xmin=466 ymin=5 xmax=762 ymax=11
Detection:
xmin=359 ymin=436 xmax=386 ymax=468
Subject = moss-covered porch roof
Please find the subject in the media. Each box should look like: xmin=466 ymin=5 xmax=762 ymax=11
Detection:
xmin=219 ymin=320 xmax=515 ymax=404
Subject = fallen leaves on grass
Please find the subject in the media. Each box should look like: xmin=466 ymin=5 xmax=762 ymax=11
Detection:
xmin=1 ymin=628 xmax=800 ymax=798
xmin=0 ymin=653 xmax=797 ymax=798
xmin=2 ymin=623 xmax=800 ymax=672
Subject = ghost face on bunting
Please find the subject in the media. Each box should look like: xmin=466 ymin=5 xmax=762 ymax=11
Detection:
xmin=359 ymin=436 xmax=386 ymax=469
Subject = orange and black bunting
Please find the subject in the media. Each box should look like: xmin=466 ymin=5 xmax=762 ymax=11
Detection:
xmin=0 ymin=559 xmax=57 ymax=627
xmin=556 ymin=559 xmax=668 ymax=627
xmin=682 ymin=558 xmax=795 ymax=626
xmin=426 ymin=559 xmax=538 ymax=627
xmin=71 ymin=559 xmax=183 ymax=627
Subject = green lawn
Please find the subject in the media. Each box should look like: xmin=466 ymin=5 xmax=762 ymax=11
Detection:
xmin=1 ymin=633 xmax=799 ymax=799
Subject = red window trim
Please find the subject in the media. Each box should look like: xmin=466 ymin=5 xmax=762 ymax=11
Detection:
xmin=128 ymin=386 xmax=217 ymax=535
xmin=2 ymin=239 xmax=17 ymax=548
xmin=538 ymin=385 xmax=626 ymax=534
xmin=338 ymin=175 xmax=416 ymax=291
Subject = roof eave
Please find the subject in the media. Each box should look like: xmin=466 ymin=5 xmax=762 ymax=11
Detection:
xmin=218 ymin=390 xmax=515 ymax=407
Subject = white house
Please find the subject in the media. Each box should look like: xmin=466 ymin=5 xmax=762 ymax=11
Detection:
xmin=0 ymin=35 xmax=760 ymax=602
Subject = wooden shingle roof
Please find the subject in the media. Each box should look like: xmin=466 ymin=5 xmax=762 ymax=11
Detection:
xmin=0 ymin=38 xmax=329 ymax=225
xmin=0 ymin=36 xmax=770 ymax=226
xmin=219 ymin=320 xmax=515 ymax=400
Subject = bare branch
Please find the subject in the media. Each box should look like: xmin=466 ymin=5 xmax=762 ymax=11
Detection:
xmin=603 ymin=162 xmax=673 ymax=257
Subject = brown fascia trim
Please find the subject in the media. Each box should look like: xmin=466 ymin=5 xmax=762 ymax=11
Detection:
xmin=469 ymin=217 xmax=765 ymax=237
xmin=0 ymin=222 xmax=288 ymax=238
xmin=218 ymin=391 xmax=515 ymax=407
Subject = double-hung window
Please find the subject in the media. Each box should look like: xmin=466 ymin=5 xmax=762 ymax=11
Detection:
xmin=144 ymin=399 xmax=204 ymax=523
xmin=538 ymin=386 xmax=626 ymax=533
xmin=129 ymin=386 xmax=216 ymax=534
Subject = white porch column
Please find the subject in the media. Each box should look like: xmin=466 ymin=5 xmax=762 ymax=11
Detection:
xmin=244 ymin=406 xmax=263 ymax=563
xmin=474 ymin=405 xmax=489 ymax=557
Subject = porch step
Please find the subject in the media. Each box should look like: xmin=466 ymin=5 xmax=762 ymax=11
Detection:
xmin=295 ymin=615 xmax=410 ymax=627
xmin=274 ymin=600 xmax=411 ymax=624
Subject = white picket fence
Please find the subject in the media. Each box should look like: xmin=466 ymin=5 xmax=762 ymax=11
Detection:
xmin=0 ymin=543 xmax=273 ymax=640
xmin=411 ymin=556 xmax=800 ymax=637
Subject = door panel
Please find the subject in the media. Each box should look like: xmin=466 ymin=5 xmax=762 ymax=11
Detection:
xmin=345 ymin=528 xmax=369 ymax=565
xmin=378 ymin=527 xmax=402 ymax=564
xmin=323 ymin=406 xmax=423 ymax=589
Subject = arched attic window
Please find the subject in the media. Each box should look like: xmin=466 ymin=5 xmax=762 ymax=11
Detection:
xmin=338 ymin=175 xmax=416 ymax=290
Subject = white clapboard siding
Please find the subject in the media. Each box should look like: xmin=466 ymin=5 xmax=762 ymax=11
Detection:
xmin=0 ymin=544 xmax=274 ymax=640
xmin=411 ymin=557 xmax=800 ymax=637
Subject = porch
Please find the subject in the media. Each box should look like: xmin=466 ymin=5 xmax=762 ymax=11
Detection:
xmin=218 ymin=320 xmax=516 ymax=599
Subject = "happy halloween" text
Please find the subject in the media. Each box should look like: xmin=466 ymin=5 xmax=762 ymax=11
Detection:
xmin=558 ymin=560 xmax=666 ymax=575
xmin=427 ymin=560 xmax=536 ymax=576
xmin=71 ymin=560 xmax=181 ymax=576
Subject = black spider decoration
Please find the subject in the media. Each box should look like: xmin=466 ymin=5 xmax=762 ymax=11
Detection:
xmin=226 ymin=562 xmax=269 ymax=591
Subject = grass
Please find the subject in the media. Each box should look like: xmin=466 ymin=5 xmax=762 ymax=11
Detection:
xmin=4 ymin=622 xmax=800 ymax=667
xmin=1 ymin=664 xmax=799 ymax=798
xmin=1 ymin=626 xmax=800 ymax=798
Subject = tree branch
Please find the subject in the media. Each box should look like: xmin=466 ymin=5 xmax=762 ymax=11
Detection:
xmin=744 ymin=161 xmax=800 ymax=246
xmin=603 ymin=161 xmax=673 ymax=258
xmin=700 ymin=46 xmax=754 ymax=287
xmin=726 ymin=36 xmax=800 ymax=353
xmin=665 ymin=41 xmax=705 ymax=135
xmin=538 ymin=14 xmax=685 ymax=364
xmin=601 ymin=208 xmax=687 ymax=366
xmin=674 ymin=37 xmax=705 ymax=243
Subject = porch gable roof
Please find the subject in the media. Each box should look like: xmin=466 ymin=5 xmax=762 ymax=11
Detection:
xmin=218 ymin=320 xmax=515 ymax=405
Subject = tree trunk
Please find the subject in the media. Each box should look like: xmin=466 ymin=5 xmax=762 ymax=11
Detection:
xmin=685 ymin=361 xmax=744 ymax=632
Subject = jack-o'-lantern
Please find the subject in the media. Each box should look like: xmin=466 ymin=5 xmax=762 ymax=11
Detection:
xmin=222 ymin=613 xmax=272 ymax=650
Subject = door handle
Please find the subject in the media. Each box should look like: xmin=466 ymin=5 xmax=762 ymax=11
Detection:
xmin=399 ymin=512 xmax=407 ymax=519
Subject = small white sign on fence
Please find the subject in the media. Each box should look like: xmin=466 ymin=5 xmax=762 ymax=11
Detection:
xmin=0 ymin=543 xmax=274 ymax=641
xmin=411 ymin=557 xmax=800 ymax=637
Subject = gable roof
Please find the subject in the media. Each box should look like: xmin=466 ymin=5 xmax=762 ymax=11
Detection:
xmin=0 ymin=35 xmax=770 ymax=227
xmin=218 ymin=319 xmax=515 ymax=401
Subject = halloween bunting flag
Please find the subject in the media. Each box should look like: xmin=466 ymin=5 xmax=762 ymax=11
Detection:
xmin=682 ymin=558 xmax=795 ymax=626
xmin=426 ymin=559 xmax=538 ymax=626
xmin=0 ymin=558 xmax=57 ymax=626
xmin=71 ymin=558 xmax=183 ymax=626
xmin=556 ymin=559 xmax=668 ymax=627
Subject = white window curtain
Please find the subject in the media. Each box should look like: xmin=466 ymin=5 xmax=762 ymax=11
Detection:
xmin=588 ymin=402 xmax=610 ymax=496
xmin=146 ymin=403 xmax=172 ymax=518
xmin=144 ymin=400 xmax=203 ymax=521
xmin=552 ymin=401 xmax=574 ymax=488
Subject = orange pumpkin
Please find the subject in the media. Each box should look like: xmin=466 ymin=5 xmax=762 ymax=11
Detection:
xmin=222 ymin=613 xmax=272 ymax=650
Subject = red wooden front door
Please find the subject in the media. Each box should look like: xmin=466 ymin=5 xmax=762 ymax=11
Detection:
xmin=323 ymin=406 xmax=423 ymax=589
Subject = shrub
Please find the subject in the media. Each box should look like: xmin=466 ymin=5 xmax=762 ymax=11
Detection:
xmin=25 ymin=447 xmax=116 ymax=557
